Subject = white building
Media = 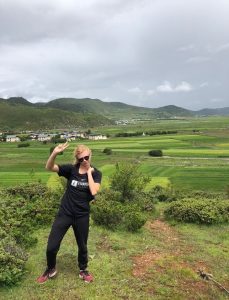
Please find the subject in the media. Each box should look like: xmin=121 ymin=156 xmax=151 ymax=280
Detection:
xmin=88 ymin=134 xmax=107 ymax=140
xmin=37 ymin=134 xmax=51 ymax=141
xmin=6 ymin=135 xmax=20 ymax=142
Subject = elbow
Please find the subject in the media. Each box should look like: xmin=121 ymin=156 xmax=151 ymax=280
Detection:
xmin=91 ymin=189 xmax=99 ymax=196
xmin=45 ymin=164 xmax=51 ymax=171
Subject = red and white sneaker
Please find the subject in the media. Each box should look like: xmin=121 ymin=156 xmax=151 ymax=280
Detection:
xmin=36 ymin=268 xmax=57 ymax=284
xmin=79 ymin=270 xmax=93 ymax=283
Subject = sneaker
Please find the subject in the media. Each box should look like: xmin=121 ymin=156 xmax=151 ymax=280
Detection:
xmin=36 ymin=268 xmax=57 ymax=284
xmin=79 ymin=270 xmax=93 ymax=283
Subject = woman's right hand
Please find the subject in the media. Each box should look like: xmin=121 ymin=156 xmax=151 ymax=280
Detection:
xmin=53 ymin=142 xmax=69 ymax=155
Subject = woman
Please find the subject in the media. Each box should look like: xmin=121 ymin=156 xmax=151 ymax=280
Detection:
xmin=37 ymin=143 xmax=102 ymax=284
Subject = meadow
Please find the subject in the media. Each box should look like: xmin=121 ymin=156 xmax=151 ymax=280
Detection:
xmin=0 ymin=117 xmax=229 ymax=299
xmin=1 ymin=117 xmax=229 ymax=192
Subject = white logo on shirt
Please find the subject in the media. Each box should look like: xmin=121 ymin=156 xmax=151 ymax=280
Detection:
xmin=71 ymin=179 xmax=89 ymax=188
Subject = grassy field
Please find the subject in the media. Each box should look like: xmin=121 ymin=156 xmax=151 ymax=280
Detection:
xmin=0 ymin=210 xmax=228 ymax=300
xmin=1 ymin=117 xmax=229 ymax=299
xmin=0 ymin=123 xmax=229 ymax=191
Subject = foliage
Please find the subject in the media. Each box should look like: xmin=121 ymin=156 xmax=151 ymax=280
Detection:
xmin=148 ymin=149 xmax=163 ymax=157
xmin=17 ymin=143 xmax=30 ymax=148
xmin=0 ymin=232 xmax=28 ymax=286
xmin=164 ymin=198 xmax=229 ymax=224
xmin=110 ymin=162 xmax=150 ymax=202
xmin=6 ymin=182 xmax=48 ymax=200
xmin=149 ymin=185 xmax=178 ymax=202
xmin=103 ymin=147 xmax=112 ymax=155
xmin=91 ymin=163 xmax=154 ymax=231
xmin=0 ymin=183 xmax=62 ymax=285
xmin=91 ymin=192 xmax=147 ymax=232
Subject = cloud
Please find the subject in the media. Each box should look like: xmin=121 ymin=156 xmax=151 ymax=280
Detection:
xmin=200 ymin=82 xmax=209 ymax=88
xmin=186 ymin=56 xmax=211 ymax=64
xmin=156 ymin=81 xmax=193 ymax=93
xmin=147 ymin=89 xmax=155 ymax=96
xmin=207 ymin=43 xmax=229 ymax=54
xmin=177 ymin=44 xmax=195 ymax=52
xmin=127 ymin=87 xmax=142 ymax=94
xmin=0 ymin=0 xmax=229 ymax=109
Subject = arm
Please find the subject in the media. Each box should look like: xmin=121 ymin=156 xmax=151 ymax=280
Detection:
xmin=87 ymin=168 xmax=101 ymax=196
xmin=45 ymin=142 xmax=69 ymax=172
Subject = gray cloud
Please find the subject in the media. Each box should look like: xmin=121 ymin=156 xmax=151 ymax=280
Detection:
xmin=0 ymin=0 xmax=229 ymax=109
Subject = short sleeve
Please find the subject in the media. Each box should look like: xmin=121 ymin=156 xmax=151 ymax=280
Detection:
xmin=57 ymin=164 xmax=73 ymax=179
xmin=92 ymin=169 xmax=102 ymax=184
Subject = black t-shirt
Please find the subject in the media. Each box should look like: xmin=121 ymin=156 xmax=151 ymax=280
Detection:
xmin=57 ymin=163 xmax=102 ymax=217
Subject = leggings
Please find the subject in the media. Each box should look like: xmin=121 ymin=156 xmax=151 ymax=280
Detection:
xmin=46 ymin=211 xmax=89 ymax=271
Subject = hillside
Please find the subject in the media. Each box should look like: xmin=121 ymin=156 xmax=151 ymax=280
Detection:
xmin=0 ymin=99 xmax=114 ymax=131
xmin=1 ymin=97 xmax=229 ymax=131
xmin=42 ymin=97 xmax=156 ymax=119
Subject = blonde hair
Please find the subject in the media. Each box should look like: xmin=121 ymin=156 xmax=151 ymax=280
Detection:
xmin=73 ymin=144 xmax=92 ymax=163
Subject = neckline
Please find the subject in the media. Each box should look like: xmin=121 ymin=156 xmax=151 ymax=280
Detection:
xmin=76 ymin=164 xmax=88 ymax=175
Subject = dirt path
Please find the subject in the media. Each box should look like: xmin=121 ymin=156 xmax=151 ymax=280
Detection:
xmin=132 ymin=219 xmax=212 ymax=298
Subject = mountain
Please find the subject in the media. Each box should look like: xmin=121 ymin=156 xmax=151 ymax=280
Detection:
xmin=0 ymin=97 xmax=228 ymax=131
xmin=194 ymin=107 xmax=229 ymax=116
xmin=42 ymin=97 xmax=154 ymax=118
xmin=0 ymin=99 xmax=114 ymax=131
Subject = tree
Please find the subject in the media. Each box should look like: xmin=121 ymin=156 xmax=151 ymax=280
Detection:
xmin=110 ymin=162 xmax=150 ymax=202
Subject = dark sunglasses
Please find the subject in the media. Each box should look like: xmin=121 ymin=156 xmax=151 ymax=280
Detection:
xmin=78 ymin=155 xmax=90 ymax=163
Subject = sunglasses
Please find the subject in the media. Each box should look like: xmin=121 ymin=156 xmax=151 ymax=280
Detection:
xmin=78 ymin=155 xmax=90 ymax=163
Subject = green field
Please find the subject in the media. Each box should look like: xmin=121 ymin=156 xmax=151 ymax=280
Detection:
xmin=1 ymin=117 xmax=229 ymax=299
xmin=0 ymin=119 xmax=229 ymax=191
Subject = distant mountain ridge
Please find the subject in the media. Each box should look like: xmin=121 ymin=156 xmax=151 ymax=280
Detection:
xmin=0 ymin=97 xmax=228 ymax=130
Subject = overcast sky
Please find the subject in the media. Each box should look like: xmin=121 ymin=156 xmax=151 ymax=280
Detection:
xmin=0 ymin=0 xmax=228 ymax=110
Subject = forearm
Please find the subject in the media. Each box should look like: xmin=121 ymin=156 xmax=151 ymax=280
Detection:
xmin=46 ymin=152 xmax=57 ymax=170
xmin=87 ymin=172 xmax=99 ymax=196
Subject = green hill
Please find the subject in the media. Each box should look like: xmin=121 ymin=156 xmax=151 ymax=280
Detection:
xmin=0 ymin=99 xmax=114 ymax=131
xmin=43 ymin=98 xmax=194 ymax=119
xmin=1 ymin=97 xmax=229 ymax=131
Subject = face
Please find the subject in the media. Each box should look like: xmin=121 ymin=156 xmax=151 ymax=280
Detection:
xmin=77 ymin=150 xmax=91 ymax=167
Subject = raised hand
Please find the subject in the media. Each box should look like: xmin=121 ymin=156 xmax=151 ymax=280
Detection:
xmin=53 ymin=142 xmax=69 ymax=155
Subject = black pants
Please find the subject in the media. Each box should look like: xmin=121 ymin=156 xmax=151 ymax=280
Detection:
xmin=46 ymin=211 xmax=89 ymax=271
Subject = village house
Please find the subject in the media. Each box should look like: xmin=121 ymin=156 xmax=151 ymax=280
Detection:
xmin=37 ymin=134 xmax=52 ymax=142
xmin=87 ymin=133 xmax=107 ymax=140
xmin=6 ymin=135 xmax=20 ymax=142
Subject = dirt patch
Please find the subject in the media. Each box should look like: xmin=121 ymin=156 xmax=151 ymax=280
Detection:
xmin=132 ymin=250 xmax=165 ymax=277
xmin=132 ymin=219 xmax=213 ymax=298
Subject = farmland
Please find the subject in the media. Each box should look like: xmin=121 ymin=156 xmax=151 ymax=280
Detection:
xmin=1 ymin=117 xmax=229 ymax=191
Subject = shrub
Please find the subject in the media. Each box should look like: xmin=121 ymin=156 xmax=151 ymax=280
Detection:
xmin=0 ymin=182 xmax=63 ymax=286
xmin=6 ymin=182 xmax=48 ymax=200
xmin=149 ymin=185 xmax=178 ymax=202
xmin=164 ymin=198 xmax=229 ymax=224
xmin=17 ymin=143 xmax=30 ymax=148
xmin=148 ymin=149 xmax=163 ymax=157
xmin=103 ymin=148 xmax=112 ymax=155
xmin=110 ymin=162 xmax=150 ymax=202
xmin=0 ymin=234 xmax=28 ymax=286
xmin=91 ymin=192 xmax=147 ymax=232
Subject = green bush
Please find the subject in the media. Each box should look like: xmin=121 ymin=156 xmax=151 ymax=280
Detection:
xmin=149 ymin=185 xmax=178 ymax=202
xmin=164 ymin=198 xmax=229 ymax=224
xmin=0 ymin=183 xmax=62 ymax=286
xmin=17 ymin=143 xmax=30 ymax=148
xmin=148 ymin=149 xmax=163 ymax=157
xmin=0 ymin=234 xmax=28 ymax=286
xmin=6 ymin=182 xmax=47 ymax=200
xmin=103 ymin=148 xmax=112 ymax=155
xmin=91 ymin=193 xmax=147 ymax=232
xmin=110 ymin=162 xmax=150 ymax=202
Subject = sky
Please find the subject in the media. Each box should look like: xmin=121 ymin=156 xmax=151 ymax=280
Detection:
xmin=0 ymin=0 xmax=228 ymax=110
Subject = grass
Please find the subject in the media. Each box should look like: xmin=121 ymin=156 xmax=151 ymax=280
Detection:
xmin=0 ymin=210 xmax=228 ymax=300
